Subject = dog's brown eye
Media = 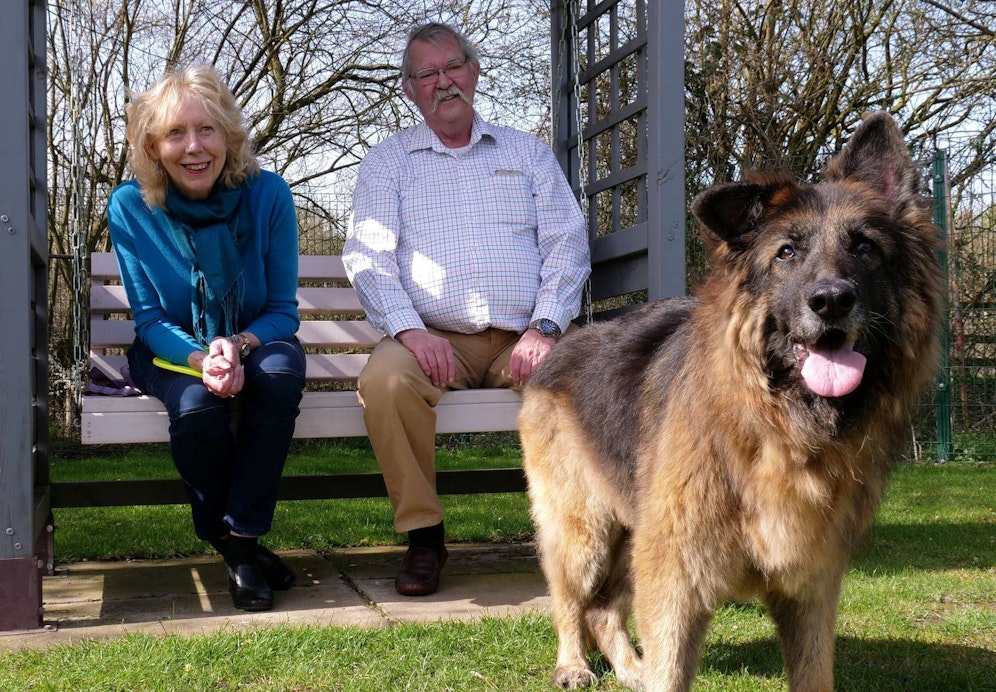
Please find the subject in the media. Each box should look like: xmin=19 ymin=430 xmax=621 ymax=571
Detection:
xmin=776 ymin=245 xmax=796 ymax=261
xmin=854 ymin=239 xmax=875 ymax=255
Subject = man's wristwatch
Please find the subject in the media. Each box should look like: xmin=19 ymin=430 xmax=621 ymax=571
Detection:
xmin=528 ymin=318 xmax=562 ymax=340
xmin=232 ymin=333 xmax=251 ymax=361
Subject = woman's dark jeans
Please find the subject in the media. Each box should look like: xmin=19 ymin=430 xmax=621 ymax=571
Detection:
xmin=127 ymin=339 xmax=306 ymax=541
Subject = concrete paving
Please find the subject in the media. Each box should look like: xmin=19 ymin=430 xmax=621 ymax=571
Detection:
xmin=0 ymin=543 xmax=550 ymax=650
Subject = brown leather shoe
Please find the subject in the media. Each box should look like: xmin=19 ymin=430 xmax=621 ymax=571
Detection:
xmin=395 ymin=546 xmax=448 ymax=596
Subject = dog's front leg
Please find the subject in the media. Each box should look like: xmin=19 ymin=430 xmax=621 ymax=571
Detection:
xmin=764 ymin=575 xmax=842 ymax=692
xmin=632 ymin=551 xmax=714 ymax=692
xmin=635 ymin=600 xmax=711 ymax=690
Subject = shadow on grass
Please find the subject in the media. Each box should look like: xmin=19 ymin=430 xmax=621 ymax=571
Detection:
xmin=853 ymin=521 xmax=995 ymax=574
xmin=701 ymin=635 xmax=996 ymax=690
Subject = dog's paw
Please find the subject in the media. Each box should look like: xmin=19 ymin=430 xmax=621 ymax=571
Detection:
xmin=614 ymin=669 xmax=645 ymax=691
xmin=553 ymin=665 xmax=598 ymax=689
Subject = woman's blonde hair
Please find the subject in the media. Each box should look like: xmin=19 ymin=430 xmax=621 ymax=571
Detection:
xmin=125 ymin=64 xmax=259 ymax=208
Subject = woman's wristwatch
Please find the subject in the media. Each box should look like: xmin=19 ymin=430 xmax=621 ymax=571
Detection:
xmin=231 ymin=333 xmax=251 ymax=361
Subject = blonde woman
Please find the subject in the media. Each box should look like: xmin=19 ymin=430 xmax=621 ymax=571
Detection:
xmin=107 ymin=64 xmax=305 ymax=611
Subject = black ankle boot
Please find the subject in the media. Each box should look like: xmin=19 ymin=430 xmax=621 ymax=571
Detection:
xmin=256 ymin=545 xmax=297 ymax=591
xmin=224 ymin=535 xmax=273 ymax=612
xmin=211 ymin=537 xmax=296 ymax=591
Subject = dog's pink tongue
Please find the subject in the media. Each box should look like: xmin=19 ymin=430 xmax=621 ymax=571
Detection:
xmin=801 ymin=345 xmax=867 ymax=397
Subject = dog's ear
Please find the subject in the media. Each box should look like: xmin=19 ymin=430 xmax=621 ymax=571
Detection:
xmin=691 ymin=179 xmax=794 ymax=245
xmin=825 ymin=111 xmax=920 ymax=208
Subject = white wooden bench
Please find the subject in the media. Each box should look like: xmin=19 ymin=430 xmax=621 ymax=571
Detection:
xmin=56 ymin=252 xmax=524 ymax=508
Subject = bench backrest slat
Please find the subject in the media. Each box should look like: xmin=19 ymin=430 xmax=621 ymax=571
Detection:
xmin=90 ymin=319 xmax=382 ymax=351
xmin=91 ymin=252 xmax=352 ymax=283
xmin=90 ymin=352 xmax=370 ymax=382
xmin=92 ymin=284 xmax=364 ymax=316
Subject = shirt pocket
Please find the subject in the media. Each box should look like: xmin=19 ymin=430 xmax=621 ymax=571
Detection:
xmin=483 ymin=170 xmax=536 ymax=232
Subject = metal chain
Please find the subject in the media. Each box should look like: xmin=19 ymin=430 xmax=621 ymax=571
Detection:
xmin=67 ymin=0 xmax=91 ymax=416
xmin=567 ymin=0 xmax=594 ymax=324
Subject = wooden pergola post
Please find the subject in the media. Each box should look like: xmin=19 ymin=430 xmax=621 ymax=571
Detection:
xmin=0 ymin=0 xmax=50 ymax=633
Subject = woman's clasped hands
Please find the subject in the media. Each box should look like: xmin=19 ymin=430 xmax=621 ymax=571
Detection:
xmin=190 ymin=336 xmax=245 ymax=398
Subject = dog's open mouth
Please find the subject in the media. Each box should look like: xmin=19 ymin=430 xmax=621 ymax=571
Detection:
xmin=793 ymin=331 xmax=867 ymax=398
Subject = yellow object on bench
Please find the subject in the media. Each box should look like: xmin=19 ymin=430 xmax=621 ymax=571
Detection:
xmin=152 ymin=356 xmax=202 ymax=378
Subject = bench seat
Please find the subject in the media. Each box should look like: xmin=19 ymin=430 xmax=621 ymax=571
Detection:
xmin=82 ymin=388 xmax=522 ymax=444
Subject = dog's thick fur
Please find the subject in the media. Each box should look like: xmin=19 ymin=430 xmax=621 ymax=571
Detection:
xmin=519 ymin=112 xmax=942 ymax=691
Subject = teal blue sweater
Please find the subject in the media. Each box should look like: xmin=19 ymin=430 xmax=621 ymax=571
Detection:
xmin=106 ymin=171 xmax=300 ymax=365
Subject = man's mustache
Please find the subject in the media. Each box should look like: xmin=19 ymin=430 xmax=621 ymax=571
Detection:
xmin=432 ymin=85 xmax=472 ymax=112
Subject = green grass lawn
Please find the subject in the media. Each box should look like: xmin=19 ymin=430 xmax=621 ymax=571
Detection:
xmin=1 ymin=444 xmax=992 ymax=691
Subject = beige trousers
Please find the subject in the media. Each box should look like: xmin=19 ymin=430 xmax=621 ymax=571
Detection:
xmin=356 ymin=327 xmax=522 ymax=533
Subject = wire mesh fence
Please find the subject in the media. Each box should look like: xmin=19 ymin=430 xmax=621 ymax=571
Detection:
xmin=295 ymin=191 xmax=351 ymax=256
xmin=927 ymin=136 xmax=996 ymax=463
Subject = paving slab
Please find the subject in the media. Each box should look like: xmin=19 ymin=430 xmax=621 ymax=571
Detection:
xmin=336 ymin=544 xmax=550 ymax=624
xmin=0 ymin=544 xmax=550 ymax=651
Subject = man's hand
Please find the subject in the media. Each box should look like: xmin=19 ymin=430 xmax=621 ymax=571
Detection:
xmin=510 ymin=328 xmax=556 ymax=386
xmin=396 ymin=329 xmax=455 ymax=387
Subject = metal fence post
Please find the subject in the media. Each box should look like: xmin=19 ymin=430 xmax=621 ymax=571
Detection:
xmin=931 ymin=149 xmax=952 ymax=463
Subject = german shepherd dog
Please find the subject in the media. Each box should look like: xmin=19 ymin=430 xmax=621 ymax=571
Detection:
xmin=519 ymin=112 xmax=942 ymax=691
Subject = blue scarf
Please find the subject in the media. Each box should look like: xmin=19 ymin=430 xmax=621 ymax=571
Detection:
xmin=165 ymin=182 xmax=252 ymax=347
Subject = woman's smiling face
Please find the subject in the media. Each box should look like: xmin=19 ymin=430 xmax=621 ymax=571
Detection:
xmin=154 ymin=96 xmax=227 ymax=200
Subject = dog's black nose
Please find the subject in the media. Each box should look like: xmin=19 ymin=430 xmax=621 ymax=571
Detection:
xmin=807 ymin=280 xmax=856 ymax=320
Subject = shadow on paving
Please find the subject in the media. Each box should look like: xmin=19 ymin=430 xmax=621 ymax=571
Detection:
xmin=0 ymin=543 xmax=549 ymax=650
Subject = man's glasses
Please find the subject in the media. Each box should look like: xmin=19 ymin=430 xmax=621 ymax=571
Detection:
xmin=409 ymin=58 xmax=468 ymax=86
